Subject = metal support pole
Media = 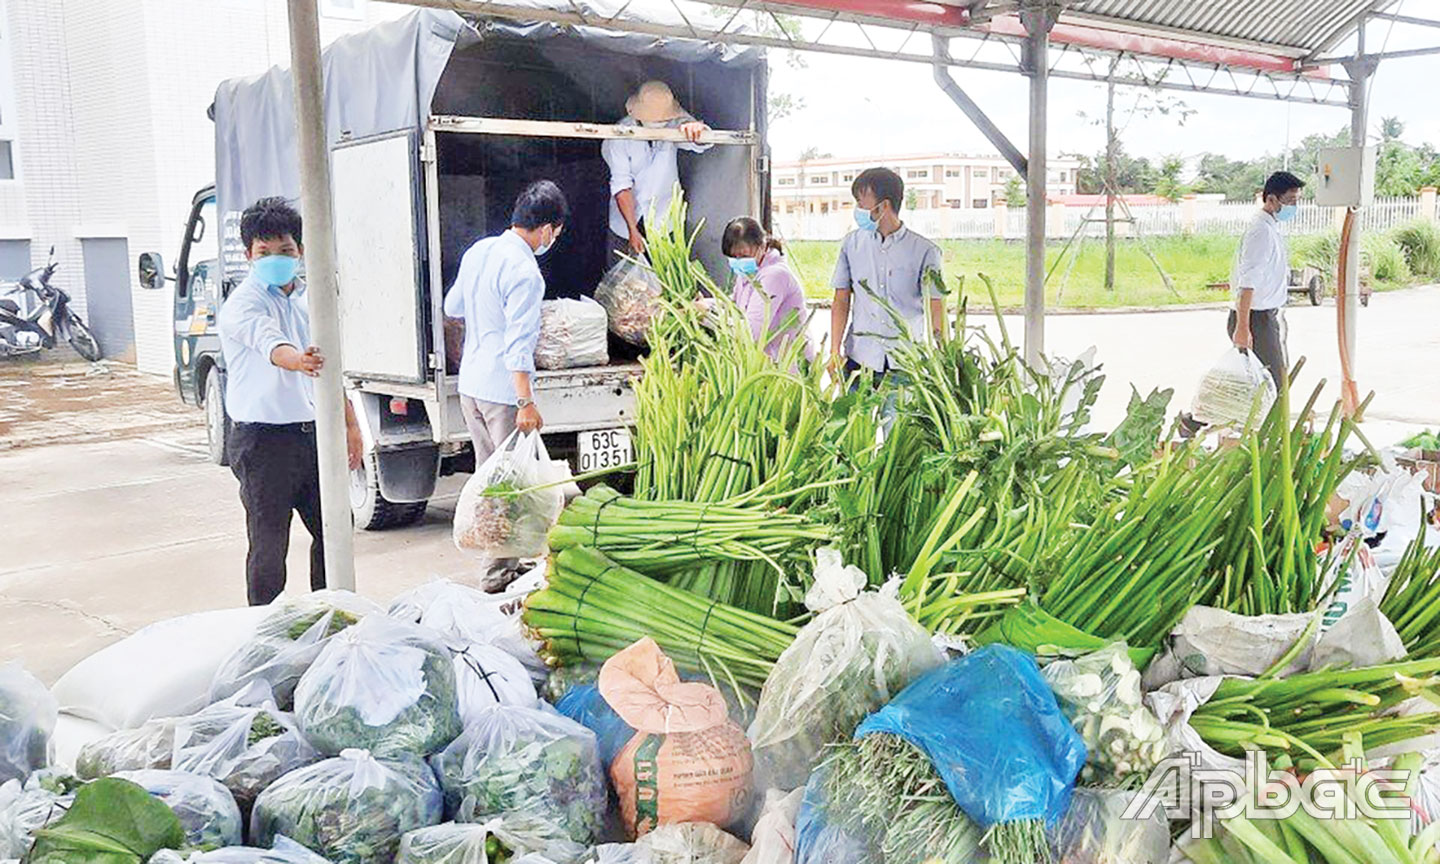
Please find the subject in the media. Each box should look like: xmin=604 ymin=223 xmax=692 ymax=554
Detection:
xmin=287 ymin=0 xmax=356 ymax=591
xmin=932 ymin=35 xmax=1028 ymax=177
xmin=1021 ymin=3 xmax=1058 ymax=366
xmin=1341 ymin=40 xmax=1376 ymax=393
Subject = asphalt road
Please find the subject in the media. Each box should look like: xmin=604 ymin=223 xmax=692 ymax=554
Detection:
xmin=2 ymin=287 xmax=1437 ymax=681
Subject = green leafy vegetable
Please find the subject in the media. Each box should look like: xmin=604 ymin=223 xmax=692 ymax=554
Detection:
xmin=22 ymin=777 xmax=184 ymax=864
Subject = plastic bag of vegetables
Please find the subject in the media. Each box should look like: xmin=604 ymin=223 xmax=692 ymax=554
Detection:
xmin=388 ymin=580 xmax=546 ymax=685
xmin=593 ymin=257 xmax=662 ymax=347
xmin=1041 ymin=643 xmax=1165 ymax=785
xmin=212 ymin=592 xmax=382 ymax=710
xmin=451 ymin=644 xmax=537 ymax=725
xmin=600 ymin=640 xmax=753 ymax=838
xmin=453 ymin=432 xmax=565 ymax=560
xmin=1189 ymin=347 xmax=1275 ymax=428
xmin=855 ymin=645 xmax=1086 ymax=864
xmin=153 ymin=835 xmax=334 ymax=863
xmin=0 ymin=772 xmax=78 ymax=857
xmin=251 ymin=749 xmax=443 ymax=864
xmin=748 ymin=549 xmax=942 ymax=793
xmin=636 ymin=823 xmax=749 ymax=864
xmin=430 ymin=704 xmax=606 ymax=845
xmin=1049 ymin=788 xmax=1168 ymax=864
xmin=0 ymin=662 xmax=56 ymax=785
xmin=295 ymin=615 xmax=461 ymax=758
xmin=75 ymin=717 xmax=177 ymax=778
xmin=171 ymin=694 xmax=319 ymax=815
xmin=552 ymin=685 xmax=633 ymax=769
xmin=397 ymin=816 xmax=588 ymax=864
xmin=114 ymin=769 xmax=243 ymax=850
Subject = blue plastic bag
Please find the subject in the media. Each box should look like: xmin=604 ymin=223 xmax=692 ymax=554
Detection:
xmin=855 ymin=644 xmax=1086 ymax=829
xmin=553 ymin=684 xmax=635 ymax=767
xmin=793 ymin=764 xmax=873 ymax=864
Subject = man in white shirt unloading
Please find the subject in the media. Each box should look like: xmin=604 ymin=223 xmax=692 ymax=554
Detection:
xmin=601 ymin=80 xmax=711 ymax=261
xmin=1230 ymin=170 xmax=1305 ymax=389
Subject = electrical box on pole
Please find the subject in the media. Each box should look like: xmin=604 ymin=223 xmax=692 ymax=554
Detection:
xmin=1314 ymin=146 xmax=1375 ymax=207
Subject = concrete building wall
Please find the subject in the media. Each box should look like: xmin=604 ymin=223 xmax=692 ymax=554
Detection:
xmin=3 ymin=0 xmax=407 ymax=373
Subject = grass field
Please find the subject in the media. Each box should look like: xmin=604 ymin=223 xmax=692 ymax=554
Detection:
xmin=782 ymin=234 xmax=1409 ymax=309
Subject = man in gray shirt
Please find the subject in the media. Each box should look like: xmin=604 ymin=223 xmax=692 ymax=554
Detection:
xmin=829 ymin=167 xmax=945 ymax=382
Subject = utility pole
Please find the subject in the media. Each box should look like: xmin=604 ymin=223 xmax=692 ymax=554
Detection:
xmin=287 ymin=0 xmax=356 ymax=590
xmin=1021 ymin=1 xmax=1059 ymax=366
xmin=1104 ymin=76 xmax=1117 ymax=292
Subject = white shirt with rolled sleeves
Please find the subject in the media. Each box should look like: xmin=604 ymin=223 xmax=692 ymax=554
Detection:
xmin=601 ymin=116 xmax=711 ymax=239
xmin=443 ymin=230 xmax=543 ymax=406
xmin=217 ymin=273 xmax=315 ymax=424
xmin=831 ymin=224 xmax=944 ymax=372
xmin=1233 ymin=210 xmax=1289 ymax=311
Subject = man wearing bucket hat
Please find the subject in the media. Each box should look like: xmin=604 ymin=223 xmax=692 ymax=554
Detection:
xmin=601 ymin=80 xmax=712 ymax=262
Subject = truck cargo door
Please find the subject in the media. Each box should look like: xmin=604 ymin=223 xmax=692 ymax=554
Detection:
xmin=332 ymin=130 xmax=427 ymax=383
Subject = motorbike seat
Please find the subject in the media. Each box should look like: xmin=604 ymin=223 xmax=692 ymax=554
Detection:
xmin=0 ymin=298 xmax=19 ymax=314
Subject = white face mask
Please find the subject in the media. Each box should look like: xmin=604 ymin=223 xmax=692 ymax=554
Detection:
xmin=534 ymin=226 xmax=557 ymax=258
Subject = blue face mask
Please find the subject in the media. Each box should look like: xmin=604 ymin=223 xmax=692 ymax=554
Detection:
xmin=727 ymin=256 xmax=759 ymax=278
xmin=854 ymin=206 xmax=878 ymax=232
xmin=1276 ymin=204 xmax=1297 ymax=223
xmin=251 ymin=254 xmax=299 ymax=287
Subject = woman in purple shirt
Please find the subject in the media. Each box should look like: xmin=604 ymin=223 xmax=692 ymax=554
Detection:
xmin=718 ymin=217 xmax=808 ymax=360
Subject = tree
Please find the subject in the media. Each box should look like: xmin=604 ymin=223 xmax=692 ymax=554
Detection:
xmin=905 ymin=189 xmax=919 ymax=210
xmin=1004 ymin=175 xmax=1026 ymax=208
xmin=1192 ymin=153 xmax=1269 ymax=201
xmin=1153 ymin=154 xmax=1190 ymax=202
xmin=767 ymin=92 xmax=804 ymax=126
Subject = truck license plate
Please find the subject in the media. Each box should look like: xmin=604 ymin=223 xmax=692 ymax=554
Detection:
xmin=578 ymin=427 xmax=633 ymax=473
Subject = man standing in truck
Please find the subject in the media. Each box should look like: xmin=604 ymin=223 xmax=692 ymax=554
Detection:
xmin=445 ymin=180 xmax=568 ymax=473
xmin=217 ymin=197 xmax=364 ymax=606
xmin=602 ymin=80 xmax=712 ymax=261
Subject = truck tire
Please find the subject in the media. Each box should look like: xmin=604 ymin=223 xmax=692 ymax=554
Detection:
xmin=350 ymin=450 xmax=428 ymax=530
xmin=204 ymin=370 xmax=231 ymax=466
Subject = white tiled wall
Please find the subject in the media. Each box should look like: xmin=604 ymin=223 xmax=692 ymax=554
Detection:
xmin=4 ymin=0 xmax=409 ymax=375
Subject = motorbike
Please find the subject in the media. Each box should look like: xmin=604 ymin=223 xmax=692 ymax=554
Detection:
xmin=0 ymin=246 xmax=102 ymax=361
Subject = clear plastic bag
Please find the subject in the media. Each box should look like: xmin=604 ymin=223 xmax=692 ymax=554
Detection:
xmin=792 ymin=766 xmax=870 ymax=864
xmin=1189 ymin=347 xmax=1276 ymax=428
xmin=397 ymin=816 xmax=588 ymax=864
xmin=1049 ymin=788 xmax=1170 ymax=864
xmin=453 ymin=432 xmax=565 ymax=560
xmin=388 ymin=579 xmax=548 ymax=686
xmin=855 ymin=645 xmax=1086 ymax=831
xmin=75 ymin=718 xmax=176 ymax=778
xmin=113 ymin=769 xmax=244 ymax=850
xmin=747 ymin=549 xmax=942 ymax=794
xmin=0 ymin=773 xmax=77 ymax=858
xmin=593 ymin=258 xmax=663 ymax=347
xmin=451 ymin=644 xmax=537 ymax=726
xmin=0 ymin=663 xmax=56 ymax=785
xmin=600 ymin=639 xmax=754 ymax=838
xmin=429 ymin=704 xmax=606 ymax=845
xmin=741 ymin=789 xmax=803 ymax=864
xmin=170 ymin=694 xmax=319 ymax=815
xmin=176 ymin=836 xmax=334 ymax=863
xmin=294 ymin=616 xmax=461 ymax=758
xmin=251 ymin=749 xmax=443 ymax=864
xmin=636 ymin=823 xmax=750 ymax=864
xmin=1041 ymin=643 xmax=1165 ymax=786
xmin=535 ymin=298 xmax=610 ymax=370
xmin=211 ymin=592 xmax=383 ymax=710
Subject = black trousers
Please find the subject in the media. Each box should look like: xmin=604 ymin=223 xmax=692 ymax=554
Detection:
xmin=1226 ymin=308 xmax=1289 ymax=390
xmin=229 ymin=422 xmax=325 ymax=606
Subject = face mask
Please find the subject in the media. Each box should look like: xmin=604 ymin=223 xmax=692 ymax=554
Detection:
xmin=534 ymin=227 xmax=557 ymax=258
xmin=1276 ymin=204 xmax=1297 ymax=223
xmin=251 ymin=254 xmax=299 ymax=287
xmin=727 ymin=256 xmax=759 ymax=278
xmin=854 ymin=206 xmax=878 ymax=232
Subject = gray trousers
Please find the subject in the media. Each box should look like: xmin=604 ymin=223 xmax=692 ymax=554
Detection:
xmin=459 ymin=395 xmax=520 ymax=581
xmin=1226 ymin=308 xmax=1289 ymax=390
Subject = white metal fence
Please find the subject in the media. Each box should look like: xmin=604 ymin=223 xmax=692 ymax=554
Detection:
xmin=772 ymin=196 xmax=1433 ymax=242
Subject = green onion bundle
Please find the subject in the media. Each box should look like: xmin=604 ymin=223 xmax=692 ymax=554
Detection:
xmin=1380 ymin=532 xmax=1440 ymax=657
xmin=1190 ymin=657 xmax=1440 ymax=765
xmin=522 ymin=546 xmax=798 ymax=692
xmin=549 ymin=484 xmax=833 ymax=585
xmin=812 ymin=734 xmax=984 ymax=864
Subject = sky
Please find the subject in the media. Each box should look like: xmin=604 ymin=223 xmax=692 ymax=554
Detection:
xmin=764 ymin=18 xmax=1440 ymax=172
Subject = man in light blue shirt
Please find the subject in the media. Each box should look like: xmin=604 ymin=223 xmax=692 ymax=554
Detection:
xmin=217 ymin=197 xmax=363 ymax=606
xmin=444 ymin=180 xmax=568 ymax=471
xmin=829 ymin=167 xmax=946 ymax=379
xmin=601 ymin=80 xmax=711 ymax=261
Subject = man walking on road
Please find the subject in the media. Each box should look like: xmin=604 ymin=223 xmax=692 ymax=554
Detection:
xmin=1230 ymin=170 xmax=1304 ymax=389
xmin=217 ymin=197 xmax=363 ymax=606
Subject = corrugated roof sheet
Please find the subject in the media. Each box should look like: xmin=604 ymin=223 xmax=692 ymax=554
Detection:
xmin=1062 ymin=0 xmax=1394 ymax=55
